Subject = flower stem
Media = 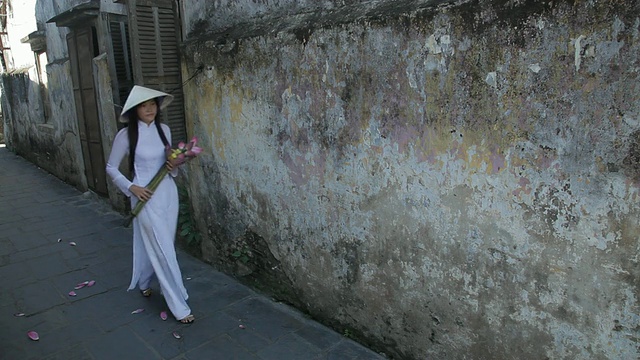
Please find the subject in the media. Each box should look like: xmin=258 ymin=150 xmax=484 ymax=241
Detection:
xmin=130 ymin=166 xmax=169 ymax=217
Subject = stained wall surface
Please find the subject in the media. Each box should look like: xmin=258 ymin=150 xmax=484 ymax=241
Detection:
xmin=179 ymin=0 xmax=640 ymax=359
xmin=1 ymin=0 xmax=87 ymax=188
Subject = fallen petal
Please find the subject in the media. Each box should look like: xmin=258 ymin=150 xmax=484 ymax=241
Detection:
xmin=239 ymin=324 xmax=246 ymax=329
xmin=172 ymin=331 xmax=182 ymax=339
xmin=87 ymin=280 xmax=96 ymax=287
xmin=69 ymin=242 xmax=77 ymax=246
xmin=57 ymin=238 xmax=62 ymax=243
xmin=27 ymin=331 xmax=39 ymax=341
xmin=160 ymin=311 xmax=168 ymax=321
xmin=74 ymin=281 xmax=89 ymax=290
xmin=185 ymin=277 xmax=192 ymax=281
xmin=131 ymin=308 xmax=145 ymax=314
xmin=14 ymin=313 xmax=25 ymax=317
xmin=68 ymin=291 xmax=77 ymax=297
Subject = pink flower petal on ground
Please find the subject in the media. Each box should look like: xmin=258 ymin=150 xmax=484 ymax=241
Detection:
xmin=74 ymin=281 xmax=89 ymax=290
xmin=27 ymin=331 xmax=39 ymax=341
xmin=160 ymin=311 xmax=168 ymax=321
xmin=131 ymin=308 xmax=145 ymax=314
xmin=14 ymin=313 xmax=25 ymax=317
xmin=68 ymin=291 xmax=77 ymax=297
xmin=172 ymin=331 xmax=181 ymax=339
xmin=87 ymin=280 xmax=96 ymax=287
xmin=239 ymin=324 xmax=246 ymax=329
xmin=69 ymin=242 xmax=76 ymax=246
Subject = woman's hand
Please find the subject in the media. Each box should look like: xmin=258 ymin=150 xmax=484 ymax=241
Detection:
xmin=166 ymin=157 xmax=180 ymax=171
xmin=129 ymin=184 xmax=153 ymax=202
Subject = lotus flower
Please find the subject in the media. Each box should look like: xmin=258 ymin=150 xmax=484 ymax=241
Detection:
xmin=125 ymin=136 xmax=203 ymax=225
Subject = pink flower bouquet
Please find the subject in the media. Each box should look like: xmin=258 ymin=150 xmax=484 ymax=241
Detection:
xmin=128 ymin=136 xmax=203 ymax=220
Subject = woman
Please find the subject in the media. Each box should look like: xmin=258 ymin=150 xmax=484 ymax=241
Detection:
xmin=105 ymin=85 xmax=194 ymax=323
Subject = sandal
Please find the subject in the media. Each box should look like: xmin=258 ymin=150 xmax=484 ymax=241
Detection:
xmin=141 ymin=288 xmax=152 ymax=297
xmin=179 ymin=314 xmax=195 ymax=324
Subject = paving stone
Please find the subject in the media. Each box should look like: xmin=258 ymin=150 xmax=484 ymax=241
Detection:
xmin=296 ymin=322 xmax=345 ymax=350
xmin=224 ymin=297 xmax=305 ymax=342
xmin=325 ymin=339 xmax=385 ymax=359
xmin=0 ymin=260 xmax=36 ymax=290
xmin=226 ymin=326 xmax=272 ymax=353
xmin=17 ymin=318 xmax=101 ymax=359
xmin=185 ymin=334 xmax=261 ymax=360
xmin=7 ymin=231 xmax=50 ymax=251
xmin=10 ymin=242 xmax=63 ymax=264
xmin=26 ymin=252 xmax=74 ymax=280
xmin=87 ymin=326 xmax=161 ymax=360
xmin=66 ymin=235 xmax=110 ymax=256
xmin=129 ymin=316 xmax=188 ymax=360
xmin=12 ymin=279 xmax=68 ymax=314
xmin=256 ymin=332 xmax=323 ymax=359
xmin=188 ymin=281 xmax=253 ymax=311
xmin=42 ymin=344 xmax=95 ymax=360
xmin=173 ymin=311 xmax=240 ymax=350
xmin=70 ymin=290 xmax=144 ymax=332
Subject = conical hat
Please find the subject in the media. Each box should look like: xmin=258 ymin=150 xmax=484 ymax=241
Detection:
xmin=119 ymin=85 xmax=174 ymax=123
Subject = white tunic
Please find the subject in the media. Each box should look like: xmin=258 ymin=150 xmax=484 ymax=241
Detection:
xmin=105 ymin=121 xmax=191 ymax=320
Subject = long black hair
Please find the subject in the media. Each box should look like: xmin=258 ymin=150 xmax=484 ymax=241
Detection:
xmin=124 ymin=97 xmax=169 ymax=177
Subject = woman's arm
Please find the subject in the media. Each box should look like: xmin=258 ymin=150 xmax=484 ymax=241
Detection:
xmin=105 ymin=128 xmax=135 ymax=197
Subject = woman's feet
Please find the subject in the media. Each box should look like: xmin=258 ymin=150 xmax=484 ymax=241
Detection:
xmin=179 ymin=314 xmax=195 ymax=324
xmin=141 ymin=288 xmax=152 ymax=297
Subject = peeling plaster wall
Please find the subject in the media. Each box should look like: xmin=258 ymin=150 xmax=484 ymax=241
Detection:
xmin=181 ymin=0 xmax=640 ymax=359
xmin=0 ymin=0 xmax=88 ymax=189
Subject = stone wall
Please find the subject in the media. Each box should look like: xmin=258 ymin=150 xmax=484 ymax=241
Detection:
xmin=179 ymin=0 xmax=640 ymax=359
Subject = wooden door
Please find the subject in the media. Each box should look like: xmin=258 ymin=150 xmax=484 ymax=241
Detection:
xmin=128 ymin=0 xmax=186 ymax=145
xmin=67 ymin=27 xmax=108 ymax=195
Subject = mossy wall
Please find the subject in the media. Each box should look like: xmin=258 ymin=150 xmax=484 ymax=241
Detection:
xmin=179 ymin=1 xmax=640 ymax=358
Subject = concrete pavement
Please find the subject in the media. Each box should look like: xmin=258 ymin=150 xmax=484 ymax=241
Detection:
xmin=0 ymin=145 xmax=385 ymax=360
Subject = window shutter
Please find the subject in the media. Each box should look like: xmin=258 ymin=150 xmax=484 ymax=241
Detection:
xmin=109 ymin=19 xmax=133 ymax=106
xmin=129 ymin=0 xmax=186 ymax=145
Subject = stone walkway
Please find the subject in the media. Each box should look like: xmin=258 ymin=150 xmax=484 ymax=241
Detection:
xmin=0 ymin=146 xmax=385 ymax=360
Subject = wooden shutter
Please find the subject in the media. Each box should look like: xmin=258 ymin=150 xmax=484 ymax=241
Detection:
xmin=109 ymin=18 xmax=133 ymax=106
xmin=128 ymin=0 xmax=185 ymax=145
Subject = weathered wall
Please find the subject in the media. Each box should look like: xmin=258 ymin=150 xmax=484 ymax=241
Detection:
xmin=1 ymin=0 xmax=87 ymax=188
xmin=180 ymin=0 xmax=640 ymax=359
xmin=2 ymin=0 xmax=126 ymax=191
